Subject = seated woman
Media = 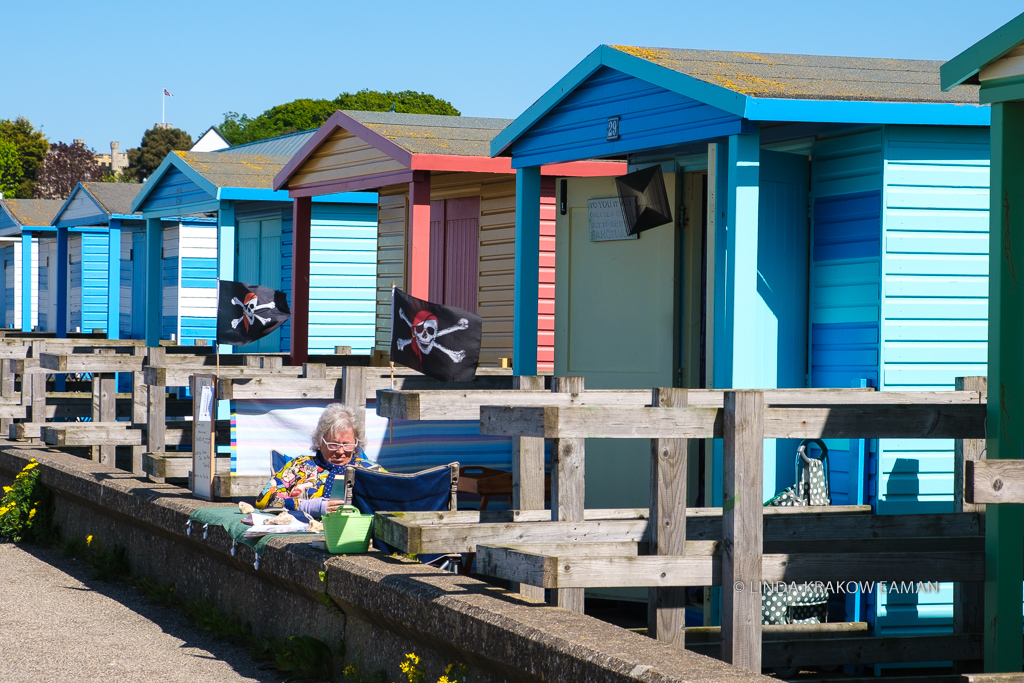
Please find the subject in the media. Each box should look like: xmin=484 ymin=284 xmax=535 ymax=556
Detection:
xmin=254 ymin=403 xmax=383 ymax=518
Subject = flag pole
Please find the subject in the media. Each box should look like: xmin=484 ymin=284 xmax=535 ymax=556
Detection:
xmin=161 ymin=89 xmax=165 ymax=125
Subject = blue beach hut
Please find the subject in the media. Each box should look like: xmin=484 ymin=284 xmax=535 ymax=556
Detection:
xmin=50 ymin=182 xmax=215 ymax=340
xmin=131 ymin=141 xmax=378 ymax=351
xmin=0 ymin=199 xmax=61 ymax=331
xmin=492 ymin=46 xmax=990 ymax=635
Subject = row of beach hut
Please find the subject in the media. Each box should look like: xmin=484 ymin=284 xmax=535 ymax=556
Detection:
xmin=0 ymin=39 xmax=1005 ymax=646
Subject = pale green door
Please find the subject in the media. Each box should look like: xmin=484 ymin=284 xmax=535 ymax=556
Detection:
xmin=555 ymin=174 xmax=679 ymax=510
xmin=236 ymin=217 xmax=282 ymax=353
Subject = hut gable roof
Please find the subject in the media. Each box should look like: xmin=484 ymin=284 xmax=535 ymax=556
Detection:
xmin=492 ymin=44 xmax=990 ymax=159
xmin=346 ymin=111 xmax=513 ymax=157
xmin=79 ymin=182 xmax=144 ymax=217
xmin=0 ymin=199 xmax=63 ymax=227
xmin=175 ymin=151 xmax=291 ymax=190
xmin=942 ymin=12 xmax=1024 ymax=89
xmin=612 ymin=47 xmax=978 ymax=104
xmin=217 ymin=129 xmax=315 ymax=157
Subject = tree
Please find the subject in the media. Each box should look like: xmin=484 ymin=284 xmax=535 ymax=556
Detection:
xmin=216 ymin=90 xmax=460 ymax=145
xmin=0 ymin=117 xmax=48 ymax=198
xmin=125 ymin=127 xmax=192 ymax=182
xmin=334 ymin=89 xmax=460 ymax=116
xmin=0 ymin=140 xmax=23 ymax=199
xmin=33 ymin=141 xmax=103 ymax=199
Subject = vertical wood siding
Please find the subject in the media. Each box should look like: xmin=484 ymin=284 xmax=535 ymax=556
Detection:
xmin=79 ymin=232 xmax=110 ymax=334
xmin=376 ymin=189 xmax=407 ymax=350
xmin=281 ymin=210 xmax=293 ymax=353
xmin=30 ymin=239 xmax=37 ymax=331
xmin=2 ymin=244 xmax=14 ymax=328
xmin=161 ymin=226 xmax=179 ymax=341
xmin=69 ymin=234 xmax=82 ymax=331
xmin=37 ymin=238 xmax=56 ymax=332
xmin=119 ymin=229 xmax=134 ymax=338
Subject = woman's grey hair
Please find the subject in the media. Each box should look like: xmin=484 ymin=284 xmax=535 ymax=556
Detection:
xmin=310 ymin=403 xmax=364 ymax=452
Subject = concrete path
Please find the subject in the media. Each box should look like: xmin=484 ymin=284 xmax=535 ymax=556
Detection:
xmin=0 ymin=543 xmax=281 ymax=683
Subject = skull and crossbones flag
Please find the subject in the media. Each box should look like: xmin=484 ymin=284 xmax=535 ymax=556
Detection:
xmin=216 ymin=280 xmax=290 ymax=346
xmin=390 ymin=288 xmax=482 ymax=382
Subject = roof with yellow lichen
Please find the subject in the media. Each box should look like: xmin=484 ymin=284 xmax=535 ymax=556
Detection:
xmin=608 ymin=46 xmax=978 ymax=103
xmin=174 ymin=151 xmax=291 ymax=189
xmin=344 ymin=110 xmax=513 ymax=156
xmin=0 ymin=198 xmax=63 ymax=227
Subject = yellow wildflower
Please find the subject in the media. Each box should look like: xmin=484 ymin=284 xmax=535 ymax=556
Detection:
xmin=2 ymin=486 xmax=11 ymax=493
xmin=24 ymin=462 xmax=38 ymax=470
xmin=343 ymin=664 xmax=355 ymax=675
xmin=86 ymin=535 xmax=93 ymax=547
xmin=437 ymin=677 xmax=452 ymax=683
xmin=405 ymin=654 xmax=420 ymax=665
xmin=28 ymin=509 xmax=35 ymax=520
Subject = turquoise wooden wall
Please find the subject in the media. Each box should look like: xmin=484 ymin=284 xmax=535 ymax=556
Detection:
xmin=307 ymin=202 xmax=378 ymax=354
xmin=808 ymin=124 xmax=991 ymax=646
xmin=68 ymin=232 xmax=109 ymax=334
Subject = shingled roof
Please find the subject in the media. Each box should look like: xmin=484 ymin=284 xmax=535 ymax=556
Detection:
xmin=608 ymin=46 xmax=980 ymax=103
xmin=0 ymin=199 xmax=64 ymax=227
xmin=79 ymin=182 xmax=144 ymax=217
xmin=175 ymin=151 xmax=291 ymax=189
xmin=344 ymin=111 xmax=513 ymax=157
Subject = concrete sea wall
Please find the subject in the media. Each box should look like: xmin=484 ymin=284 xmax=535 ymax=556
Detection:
xmin=0 ymin=445 xmax=770 ymax=683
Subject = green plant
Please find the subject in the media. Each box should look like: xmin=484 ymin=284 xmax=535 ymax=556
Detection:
xmin=0 ymin=459 xmax=54 ymax=543
xmin=90 ymin=544 xmax=130 ymax=581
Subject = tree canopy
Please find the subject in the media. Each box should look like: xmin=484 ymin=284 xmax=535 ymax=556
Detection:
xmin=33 ymin=141 xmax=103 ymax=199
xmin=0 ymin=117 xmax=48 ymax=199
xmin=217 ymin=89 xmax=461 ymax=146
xmin=0 ymin=140 xmax=23 ymax=199
xmin=125 ymin=127 xmax=193 ymax=182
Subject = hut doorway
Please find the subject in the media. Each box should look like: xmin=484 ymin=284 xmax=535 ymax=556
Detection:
xmin=237 ymin=217 xmax=283 ymax=353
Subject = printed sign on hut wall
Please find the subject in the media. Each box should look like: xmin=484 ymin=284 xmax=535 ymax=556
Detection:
xmin=588 ymin=197 xmax=638 ymax=242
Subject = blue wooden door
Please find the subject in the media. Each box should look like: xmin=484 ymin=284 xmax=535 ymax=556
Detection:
xmin=757 ymin=150 xmax=810 ymax=496
xmin=131 ymin=231 xmax=146 ymax=339
xmin=236 ymin=217 xmax=282 ymax=353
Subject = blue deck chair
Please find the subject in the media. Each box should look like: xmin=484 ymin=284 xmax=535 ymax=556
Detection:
xmin=343 ymin=462 xmax=460 ymax=567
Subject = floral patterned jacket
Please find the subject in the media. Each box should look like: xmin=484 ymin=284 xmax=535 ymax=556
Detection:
xmin=254 ymin=449 xmax=383 ymax=513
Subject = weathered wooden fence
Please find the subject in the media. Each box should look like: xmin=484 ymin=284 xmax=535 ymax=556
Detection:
xmin=375 ymin=378 xmax=991 ymax=674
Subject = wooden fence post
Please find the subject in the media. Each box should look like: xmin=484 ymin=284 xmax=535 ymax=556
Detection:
xmin=550 ymin=375 xmax=585 ymax=613
xmin=954 ymin=375 xmax=986 ymax=671
xmin=513 ymin=374 xmax=546 ymax=601
xmin=92 ymin=349 xmax=116 ymax=465
xmin=146 ymin=346 xmax=167 ymax=462
xmin=130 ymin=346 xmax=149 ymax=474
xmin=721 ymin=390 xmax=763 ymax=672
xmin=648 ymin=387 xmax=688 ymax=647
xmin=0 ymin=358 xmax=14 ymax=438
xmin=342 ymin=366 xmax=366 ymax=436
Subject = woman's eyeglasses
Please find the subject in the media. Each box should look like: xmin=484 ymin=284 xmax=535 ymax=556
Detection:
xmin=322 ymin=437 xmax=357 ymax=453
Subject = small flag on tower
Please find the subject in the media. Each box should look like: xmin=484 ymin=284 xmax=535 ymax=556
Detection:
xmin=216 ymin=280 xmax=290 ymax=346
xmin=163 ymin=89 xmax=173 ymax=97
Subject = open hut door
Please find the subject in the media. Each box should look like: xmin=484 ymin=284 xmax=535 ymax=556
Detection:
xmin=237 ymin=217 xmax=283 ymax=353
xmin=555 ymin=172 xmax=679 ymax=513
xmin=131 ymin=231 xmax=146 ymax=339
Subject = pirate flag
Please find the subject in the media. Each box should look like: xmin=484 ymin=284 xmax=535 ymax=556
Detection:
xmin=390 ymin=288 xmax=482 ymax=382
xmin=216 ymin=280 xmax=290 ymax=346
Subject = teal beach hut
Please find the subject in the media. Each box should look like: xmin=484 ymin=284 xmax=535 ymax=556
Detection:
xmin=494 ymin=46 xmax=990 ymax=637
xmin=131 ymin=143 xmax=378 ymax=351
xmin=0 ymin=198 xmax=61 ymax=331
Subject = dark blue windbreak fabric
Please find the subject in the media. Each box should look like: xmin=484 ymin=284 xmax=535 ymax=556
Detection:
xmin=350 ymin=466 xmax=452 ymax=515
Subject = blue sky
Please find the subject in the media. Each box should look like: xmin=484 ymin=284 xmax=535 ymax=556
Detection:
xmin=2 ymin=1 xmax=1021 ymax=154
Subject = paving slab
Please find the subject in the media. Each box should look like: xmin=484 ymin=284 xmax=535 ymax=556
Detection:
xmin=0 ymin=542 xmax=281 ymax=683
